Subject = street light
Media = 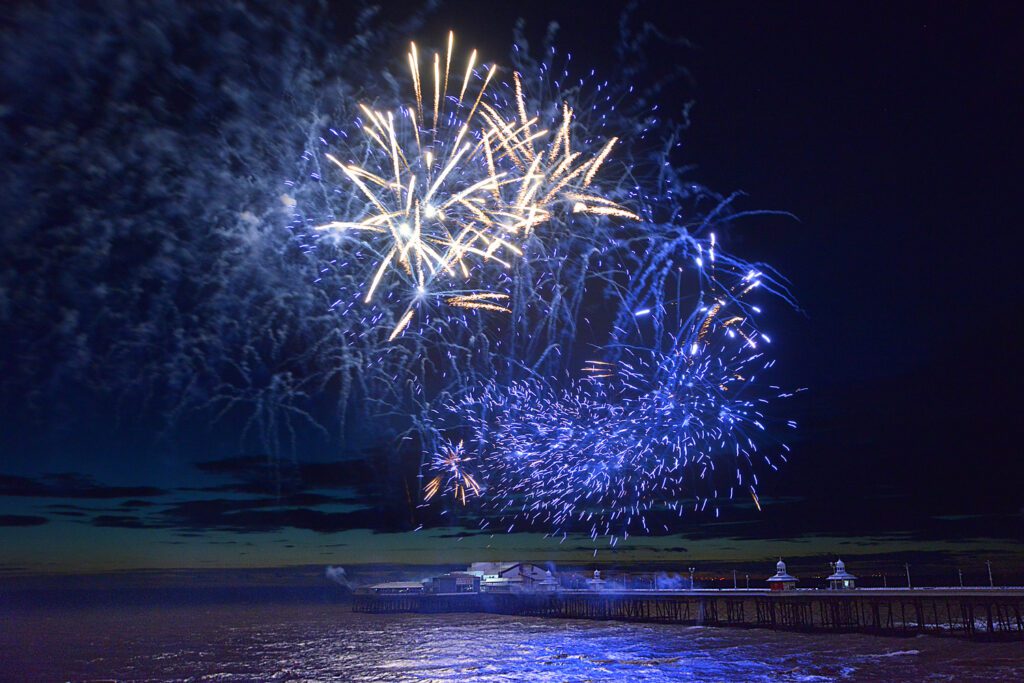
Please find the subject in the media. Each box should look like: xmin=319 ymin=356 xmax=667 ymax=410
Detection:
xmin=958 ymin=567 xmax=964 ymax=588
xmin=745 ymin=573 xmax=750 ymax=589
xmin=986 ymin=560 xmax=994 ymax=588
xmin=689 ymin=567 xmax=696 ymax=590
xmin=733 ymin=569 xmax=737 ymax=589
xmin=904 ymin=563 xmax=912 ymax=590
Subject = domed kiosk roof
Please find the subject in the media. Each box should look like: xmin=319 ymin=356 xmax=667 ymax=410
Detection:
xmin=767 ymin=558 xmax=798 ymax=583
xmin=827 ymin=558 xmax=857 ymax=581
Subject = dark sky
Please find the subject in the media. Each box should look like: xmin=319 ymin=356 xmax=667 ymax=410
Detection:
xmin=1 ymin=1 xmax=1022 ymax=576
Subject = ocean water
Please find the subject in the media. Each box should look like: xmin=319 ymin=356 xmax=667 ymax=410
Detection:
xmin=2 ymin=604 xmax=1022 ymax=682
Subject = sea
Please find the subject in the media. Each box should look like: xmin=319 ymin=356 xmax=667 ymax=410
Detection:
xmin=2 ymin=604 xmax=1023 ymax=682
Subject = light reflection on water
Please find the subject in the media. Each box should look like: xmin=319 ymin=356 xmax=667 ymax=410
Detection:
xmin=2 ymin=604 xmax=1022 ymax=681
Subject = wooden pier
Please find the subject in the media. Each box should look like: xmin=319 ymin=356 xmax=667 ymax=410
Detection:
xmin=352 ymin=589 xmax=1024 ymax=641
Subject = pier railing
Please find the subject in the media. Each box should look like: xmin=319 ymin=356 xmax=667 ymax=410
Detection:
xmin=351 ymin=589 xmax=1024 ymax=641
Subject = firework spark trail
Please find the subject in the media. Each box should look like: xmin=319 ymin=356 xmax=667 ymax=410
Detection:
xmin=421 ymin=250 xmax=801 ymax=539
xmin=287 ymin=29 xmax=800 ymax=538
xmin=295 ymin=32 xmax=659 ymax=410
xmin=310 ymin=33 xmax=638 ymax=342
xmin=423 ymin=439 xmax=481 ymax=506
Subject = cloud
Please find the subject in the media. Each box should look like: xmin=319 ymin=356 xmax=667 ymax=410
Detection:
xmin=8 ymin=458 xmax=1020 ymax=549
xmin=0 ymin=514 xmax=48 ymax=527
xmin=156 ymin=503 xmax=411 ymax=534
xmin=92 ymin=514 xmax=154 ymax=529
xmin=434 ymin=531 xmax=489 ymax=539
xmin=191 ymin=455 xmax=375 ymax=496
xmin=87 ymin=489 xmax=413 ymax=535
xmin=0 ymin=473 xmax=165 ymax=499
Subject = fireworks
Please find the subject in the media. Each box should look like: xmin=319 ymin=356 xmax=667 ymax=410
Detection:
xmin=312 ymin=33 xmax=637 ymax=340
xmin=421 ymin=246 xmax=801 ymax=540
xmin=290 ymin=30 xmax=799 ymax=541
xmin=422 ymin=439 xmax=481 ymax=506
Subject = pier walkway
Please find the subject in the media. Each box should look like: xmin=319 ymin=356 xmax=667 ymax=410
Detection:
xmin=352 ymin=588 xmax=1024 ymax=641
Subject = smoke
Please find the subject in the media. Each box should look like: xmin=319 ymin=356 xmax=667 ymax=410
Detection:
xmin=589 ymin=573 xmax=627 ymax=592
xmin=324 ymin=565 xmax=353 ymax=590
xmin=0 ymin=0 xmax=421 ymax=456
xmin=655 ymin=572 xmax=687 ymax=590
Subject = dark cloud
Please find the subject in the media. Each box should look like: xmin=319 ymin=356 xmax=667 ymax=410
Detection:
xmin=89 ymin=450 xmax=1019 ymax=543
xmin=148 ymin=453 xmax=425 ymax=535
xmin=8 ymin=455 xmax=1021 ymax=548
xmin=92 ymin=514 xmax=154 ymax=529
xmin=194 ymin=456 xmax=280 ymax=477
xmin=837 ymin=539 xmax=883 ymax=547
xmin=669 ymin=492 xmax=1024 ymax=545
xmin=0 ymin=473 xmax=165 ymax=499
xmin=191 ymin=455 xmax=377 ymax=496
xmin=156 ymin=502 xmax=413 ymax=534
xmin=0 ymin=514 xmax=48 ymax=527
xmin=87 ymin=488 xmax=415 ymax=535
xmin=434 ymin=531 xmax=489 ymax=539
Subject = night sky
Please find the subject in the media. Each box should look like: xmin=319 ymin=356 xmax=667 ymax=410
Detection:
xmin=1 ymin=1 xmax=1021 ymax=580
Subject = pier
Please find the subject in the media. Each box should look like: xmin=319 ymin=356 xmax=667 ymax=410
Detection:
xmin=352 ymin=589 xmax=1024 ymax=641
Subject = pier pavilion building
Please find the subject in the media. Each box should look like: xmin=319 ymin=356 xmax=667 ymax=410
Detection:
xmin=766 ymin=558 xmax=799 ymax=591
xmin=827 ymin=559 xmax=858 ymax=590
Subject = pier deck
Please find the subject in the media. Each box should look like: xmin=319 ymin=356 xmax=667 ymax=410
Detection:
xmin=352 ymin=589 xmax=1024 ymax=640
